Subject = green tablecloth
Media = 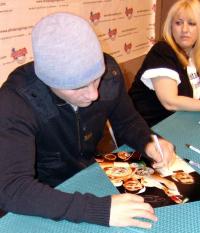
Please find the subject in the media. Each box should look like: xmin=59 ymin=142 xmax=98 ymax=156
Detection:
xmin=1 ymin=111 xmax=200 ymax=233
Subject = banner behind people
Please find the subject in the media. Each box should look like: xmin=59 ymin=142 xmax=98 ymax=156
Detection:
xmin=0 ymin=0 xmax=156 ymax=86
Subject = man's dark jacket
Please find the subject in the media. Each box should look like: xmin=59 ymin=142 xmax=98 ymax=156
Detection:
xmin=0 ymin=54 xmax=151 ymax=225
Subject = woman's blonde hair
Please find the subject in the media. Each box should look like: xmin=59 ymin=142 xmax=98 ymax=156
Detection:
xmin=163 ymin=0 xmax=200 ymax=73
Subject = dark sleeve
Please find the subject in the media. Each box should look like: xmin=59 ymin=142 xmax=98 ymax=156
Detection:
xmin=0 ymin=88 xmax=111 ymax=226
xmin=104 ymin=56 xmax=152 ymax=152
xmin=142 ymin=41 xmax=179 ymax=71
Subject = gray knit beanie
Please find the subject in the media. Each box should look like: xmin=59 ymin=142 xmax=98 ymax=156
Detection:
xmin=32 ymin=12 xmax=105 ymax=89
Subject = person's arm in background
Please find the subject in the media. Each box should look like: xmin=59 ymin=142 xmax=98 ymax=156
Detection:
xmin=138 ymin=42 xmax=200 ymax=111
xmin=152 ymin=77 xmax=200 ymax=111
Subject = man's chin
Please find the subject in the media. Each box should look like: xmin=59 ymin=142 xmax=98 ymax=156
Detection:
xmin=79 ymin=102 xmax=92 ymax=108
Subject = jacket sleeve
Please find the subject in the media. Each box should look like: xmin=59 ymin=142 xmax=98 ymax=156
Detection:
xmin=0 ymin=88 xmax=111 ymax=226
xmin=104 ymin=55 xmax=152 ymax=152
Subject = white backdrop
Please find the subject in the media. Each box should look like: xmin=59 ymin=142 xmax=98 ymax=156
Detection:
xmin=0 ymin=0 xmax=156 ymax=86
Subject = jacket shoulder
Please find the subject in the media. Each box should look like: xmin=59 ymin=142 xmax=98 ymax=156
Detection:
xmin=103 ymin=53 xmax=123 ymax=81
xmin=149 ymin=41 xmax=176 ymax=57
xmin=104 ymin=53 xmax=121 ymax=71
xmin=3 ymin=62 xmax=36 ymax=91
xmin=99 ymin=53 xmax=125 ymax=100
xmin=2 ymin=62 xmax=58 ymax=122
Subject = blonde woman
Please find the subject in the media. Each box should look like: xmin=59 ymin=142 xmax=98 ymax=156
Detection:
xmin=129 ymin=0 xmax=200 ymax=126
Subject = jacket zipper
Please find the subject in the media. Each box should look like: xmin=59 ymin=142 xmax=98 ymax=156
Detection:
xmin=75 ymin=108 xmax=82 ymax=154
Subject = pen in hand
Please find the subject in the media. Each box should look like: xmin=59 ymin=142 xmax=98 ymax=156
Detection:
xmin=152 ymin=135 xmax=164 ymax=161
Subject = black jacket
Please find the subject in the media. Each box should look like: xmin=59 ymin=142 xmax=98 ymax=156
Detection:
xmin=0 ymin=54 xmax=151 ymax=225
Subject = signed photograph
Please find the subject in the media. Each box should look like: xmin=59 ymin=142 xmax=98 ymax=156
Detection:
xmin=95 ymin=151 xmax=200 ymax=207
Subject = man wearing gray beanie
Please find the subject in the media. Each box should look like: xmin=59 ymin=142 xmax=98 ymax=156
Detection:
xmin=0 ymin=12 xmax=175 ymax=228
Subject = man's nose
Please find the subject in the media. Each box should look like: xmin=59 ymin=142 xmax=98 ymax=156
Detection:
xmin=87 ymin=83 xmax=99 ymax=101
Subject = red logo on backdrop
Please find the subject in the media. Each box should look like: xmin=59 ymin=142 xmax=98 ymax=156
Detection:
xmin=152 ymin=4 xmax=156 ymax=13
xmin=125 ymin=7 xmax=133 ymax=19
xmin=124 ymin=42 xmax=132 ymax=54
xmin=108 ymin=28 xmax=117 ymax=40
xmin=11 ymin=47 xmax=27 ymax=64
xmin=90 ymin=11 xmax=101 ymax=25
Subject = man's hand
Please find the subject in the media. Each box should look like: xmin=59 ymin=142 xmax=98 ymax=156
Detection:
xmin=145 ymin=137 xmax=176 ymax=168
xmin=109 ymin=193 xmax=158 ymax=228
